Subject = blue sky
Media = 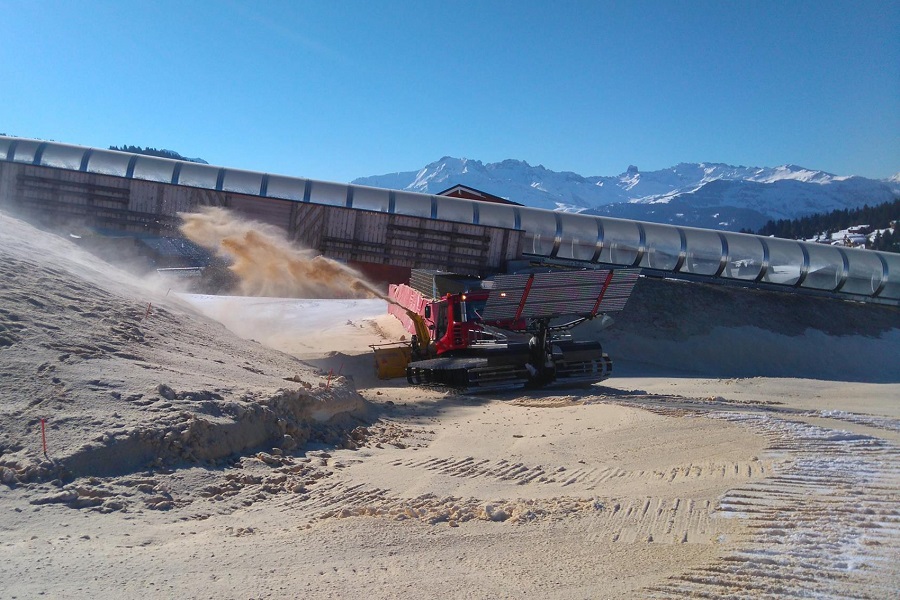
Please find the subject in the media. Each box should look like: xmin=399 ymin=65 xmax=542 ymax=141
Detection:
xmin=2 ymin=0 xmax=898 ymax=182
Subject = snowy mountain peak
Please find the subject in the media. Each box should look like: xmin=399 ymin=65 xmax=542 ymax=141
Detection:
xmin=756 ymin=164 xmax=837 ymax=184
xmin=352 ymin=157 xmax=900 ymax=231
xmin=496 ymin=158 xmax=533 ymax=169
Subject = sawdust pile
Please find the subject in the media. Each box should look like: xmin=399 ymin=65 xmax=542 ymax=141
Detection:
xmin=180 ymin=207 xmax=385 ymax=299
xmin=0 ymin=209 xmax=377 ymax=502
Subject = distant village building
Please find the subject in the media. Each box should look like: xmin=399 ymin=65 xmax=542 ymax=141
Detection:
xmin=832 ymin=235 xmax=867 ymax=248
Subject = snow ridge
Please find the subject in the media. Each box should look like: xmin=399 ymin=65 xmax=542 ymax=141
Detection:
xmin=353 ymin=159 xmax=900 ymax=231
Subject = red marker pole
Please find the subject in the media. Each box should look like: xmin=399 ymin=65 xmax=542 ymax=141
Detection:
xmin=40 ymin=418 xmax=48 ymax=458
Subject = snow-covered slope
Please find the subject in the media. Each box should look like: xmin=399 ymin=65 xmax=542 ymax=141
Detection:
xmin=356 ymin=157 xmax=611 ymax=212
xmin=353 ymin=159 xmax=900 ymax=231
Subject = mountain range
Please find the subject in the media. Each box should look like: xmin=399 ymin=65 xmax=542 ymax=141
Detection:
xmin=352 ymin=158 xmax=900 ymax=232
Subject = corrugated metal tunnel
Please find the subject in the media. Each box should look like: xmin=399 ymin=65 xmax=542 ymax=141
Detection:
xmin=1 ymin=135 xmax=897 ymax=305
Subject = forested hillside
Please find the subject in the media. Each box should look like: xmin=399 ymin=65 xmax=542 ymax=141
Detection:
xmin=745 ymin=198 xmax=900 ymax=253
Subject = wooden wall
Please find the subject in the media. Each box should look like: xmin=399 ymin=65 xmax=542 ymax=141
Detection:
xmin=0 ymin=161 xmax=522 ymax=278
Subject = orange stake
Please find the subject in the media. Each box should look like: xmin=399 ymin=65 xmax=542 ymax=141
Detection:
xmin=40 ymin=418 xmax=48 ymax=458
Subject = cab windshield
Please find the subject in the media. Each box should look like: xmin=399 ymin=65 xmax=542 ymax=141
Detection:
xmin=464 ymin=298 xmax=487 ymax=321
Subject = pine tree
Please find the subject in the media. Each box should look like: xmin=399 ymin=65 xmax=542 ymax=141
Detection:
xmin=753 ymin=198 xmax=900 ymax=254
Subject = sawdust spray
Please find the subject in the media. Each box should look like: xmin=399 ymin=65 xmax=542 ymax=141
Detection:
xmin=179 ymin=207 xmax=387 ymax=299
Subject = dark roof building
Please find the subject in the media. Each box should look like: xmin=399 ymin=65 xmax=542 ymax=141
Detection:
xmin=437 ymin=185 xmax=522 ymax=206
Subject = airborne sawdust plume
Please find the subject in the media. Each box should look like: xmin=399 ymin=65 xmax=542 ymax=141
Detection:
xmin=179 ymin=207 xmax=385 ymax=299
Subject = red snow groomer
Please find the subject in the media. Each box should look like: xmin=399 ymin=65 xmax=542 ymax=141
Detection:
xmin=387 ymin=268 xmax=640 ymax=391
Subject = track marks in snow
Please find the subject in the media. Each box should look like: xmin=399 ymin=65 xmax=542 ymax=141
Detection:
xmin=388 ymin=455 xmax=768 ymax=490
xmin=815 ymin=409 xmax=900 ymax=434
xmin=583 ymin=496 xmax=724 ymax=545
xmin=298 ymin=473 xmax=733 ymax=544
xmin=296 ymin=452 xmax=765 ymax=544
xmin=294 ymin=480 xmax=604 ymax=526
xmin=649 ymin=413 xmax=900 ymax=599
